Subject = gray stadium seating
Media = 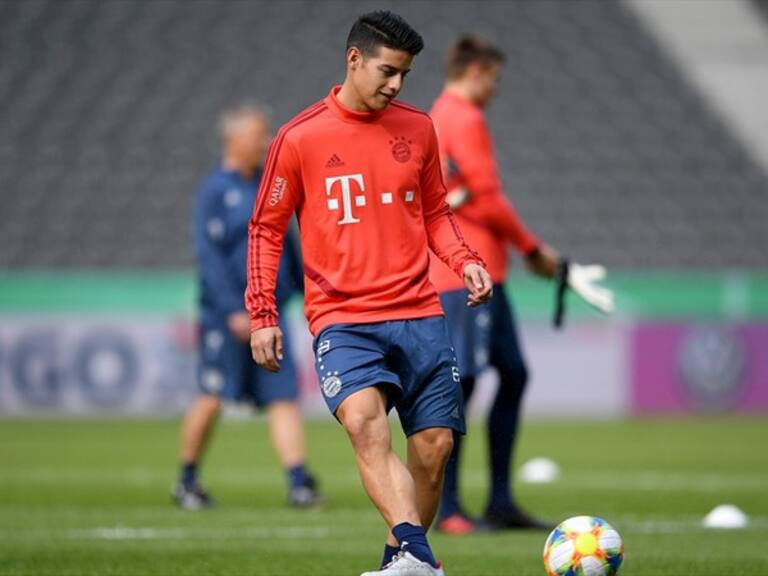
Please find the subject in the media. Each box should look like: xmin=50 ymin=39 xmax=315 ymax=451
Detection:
xmin=1 ymin=0 xmax=766 ymax=268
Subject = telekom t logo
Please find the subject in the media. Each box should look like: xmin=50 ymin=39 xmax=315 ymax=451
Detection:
xmin=325 ymin=173 xmax=415 ymax=225
xmin=325 ymin=174 xmax=365 ymax=225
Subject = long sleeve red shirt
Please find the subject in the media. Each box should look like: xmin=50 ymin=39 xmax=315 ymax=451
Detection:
xmin=429 ymin=90 xmax=539 ymax=291
xmin=246 ymin=86 xmax=483 ymax=336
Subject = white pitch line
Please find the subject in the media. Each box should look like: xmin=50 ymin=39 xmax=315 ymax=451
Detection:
xmin=615 ymin=516 xmax=768 ymax=534
xmin=1 ymin=469 xmax=766 ymax=494
xmin=563 ymin=472 xmax=768 ymax=493
xmin=0 ymin=468 xmax=285 ymax=486
xmin=461 ymin=470 xmax=768 ymax=493
xmin=0 ymin=517 xmax=766 ymax=545
xmin=0 ymin=525 xmax=333 ymax=542
xmin=87 ymin=526 xmax=332 ymax=541
xmin=0 ymin=468 xmax=363 ymax=487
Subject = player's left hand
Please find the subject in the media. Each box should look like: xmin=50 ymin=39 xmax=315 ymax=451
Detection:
xmin=463 ymin=262 xmax=493 ymax=307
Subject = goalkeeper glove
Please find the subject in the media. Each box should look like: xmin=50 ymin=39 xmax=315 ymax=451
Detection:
xmin=554 ymin=259 xmax=615 ymax=328
xmin=569 ymin=262 xmax=614 ymax=313
xmin=446 ymin=186 xmax=470 ymax=209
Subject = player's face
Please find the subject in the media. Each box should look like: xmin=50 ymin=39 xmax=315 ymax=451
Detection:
xmin=231 ymin=114 xmax=271 ymax=169
xmin=471 ymin=62 xmax=502 ymax=108
xmin=350 ymin=46 xmax=413 ymax=111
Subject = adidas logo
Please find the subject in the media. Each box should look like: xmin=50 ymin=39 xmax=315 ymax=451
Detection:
xmin=325 ymin=153 xmax=345 ymax=168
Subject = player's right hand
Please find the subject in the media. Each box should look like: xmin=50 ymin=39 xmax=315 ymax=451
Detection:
xmin=250 ymin=326 xmax=284 ymax=372
xmin=525 ymin=243 xmax=560 ymax=279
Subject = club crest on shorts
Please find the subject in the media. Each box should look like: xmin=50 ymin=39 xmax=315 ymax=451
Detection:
xmin=322 ymin=375 xmax=342 ymax=398
xmin=202 ymin=369 xmax=224 ymax=393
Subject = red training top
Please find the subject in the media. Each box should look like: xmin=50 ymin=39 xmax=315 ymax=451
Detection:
xmin=246 ymin=86 xmax=483 ymax=335
xmin=429 ymin=90 xmax=539 ymax=291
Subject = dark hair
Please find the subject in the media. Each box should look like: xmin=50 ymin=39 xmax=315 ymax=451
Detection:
xmin=445 ymin=34 xmax=505 ymax=79
xmin=346 ymin=10 xmax=424 ymax=57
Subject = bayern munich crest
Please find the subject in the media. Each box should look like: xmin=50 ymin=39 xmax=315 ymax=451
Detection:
xmin=322 ymin=375 xmax=342 ymax=398
xmin=390 ymin=136 xmax=412 ymax=163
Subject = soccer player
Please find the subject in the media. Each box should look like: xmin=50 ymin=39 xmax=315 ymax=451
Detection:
xmin=429 ymin=36 xmax=614 ymax=535
xmin=173 ymin=104 xmax=322 ymax=510
xmin=246 ymin=11 xmax=492 ymax=576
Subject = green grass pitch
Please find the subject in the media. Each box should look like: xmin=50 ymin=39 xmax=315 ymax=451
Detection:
xmin=1 ymin=416 xmax=766 ymax=575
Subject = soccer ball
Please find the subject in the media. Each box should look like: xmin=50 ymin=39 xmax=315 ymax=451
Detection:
xmin=543 ymin=515 xmax=624 ymax=576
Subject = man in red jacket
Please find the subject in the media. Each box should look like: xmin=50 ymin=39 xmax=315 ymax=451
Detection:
xmin=429 ymin=35 xmax=614 ymax=535
xmin=247 ymin=12 xmax=493 ymax=576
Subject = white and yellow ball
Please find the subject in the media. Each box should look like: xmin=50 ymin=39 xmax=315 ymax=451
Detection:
xmin=543 ymin=516 xmax=624 ymax=576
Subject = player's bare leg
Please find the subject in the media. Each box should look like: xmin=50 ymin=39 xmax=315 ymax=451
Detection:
xmin=337 ymin=387 xmax=421 ymax=528
xmin=267 ymin=400 xmax=324 ymax=507
xmin=382 ymin=428 xmax=452 ymax=549
xmin=174 ymin=394 xmax=220 ymax=509
xmin=180 ymin=394 xmax=221 ymax=464
xmin=266 ymin=400 xmax=305 ymax=468
xmin=339 ymin=387 xmax=443 ymax=574
xmin=407 ymin=427 xmax=453 ymax=530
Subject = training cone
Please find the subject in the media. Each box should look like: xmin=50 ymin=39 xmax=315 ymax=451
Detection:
xmin=702 ymin=504 xmax=749 ymax=529
xmin=520 ymin=457 xmax=560 ymax=484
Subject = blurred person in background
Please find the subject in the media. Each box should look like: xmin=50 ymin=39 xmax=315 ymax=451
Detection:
xmin=173 ymin=103 xmax=323 ymax=510
xmin=429 ymin=35 xmax=613 ymax=534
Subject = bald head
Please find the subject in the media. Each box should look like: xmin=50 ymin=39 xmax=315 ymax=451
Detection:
xmin=219 ymin=103 xmax=272 ymax=176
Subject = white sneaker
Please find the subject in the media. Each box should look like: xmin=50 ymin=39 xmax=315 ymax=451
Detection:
xmin=360 ymin=551 xmax=445 ymax=576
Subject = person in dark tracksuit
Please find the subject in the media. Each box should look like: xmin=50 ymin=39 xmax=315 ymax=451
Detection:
xmin=173 ymin=103 xmax=322 ymax=510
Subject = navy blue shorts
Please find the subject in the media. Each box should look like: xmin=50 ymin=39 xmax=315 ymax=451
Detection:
xmin=439 ymin=284 xmax=526 ymax=379
xmin=312 ymin=316 xmax=466 ymax=437
xmin=198 ymin=314 xmax=298 ymax=407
